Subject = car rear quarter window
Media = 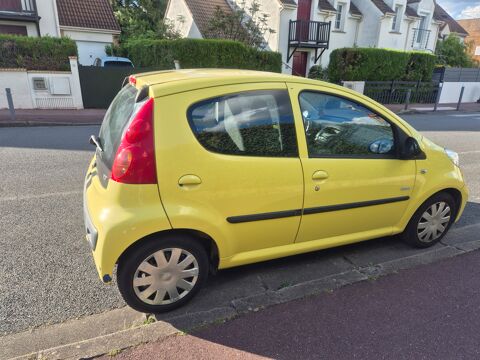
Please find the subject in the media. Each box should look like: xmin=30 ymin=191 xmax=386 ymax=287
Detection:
xmin=98 ymin=84 xmax=137 ymax=168
xmin=188 ymin=90 xmax=298 ymax=157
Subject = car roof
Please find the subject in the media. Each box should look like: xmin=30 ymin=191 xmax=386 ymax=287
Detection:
xmin=102 ymin=56 xmax=132 ymax=63
xmin=133 ymin=69 xmax=337 ymax=98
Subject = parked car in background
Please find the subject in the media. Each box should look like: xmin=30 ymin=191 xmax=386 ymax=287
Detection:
xmin=93 ymin=56 xmax=134 ymax=68
xmin=84 ymin=69 xmax=468 ymax=313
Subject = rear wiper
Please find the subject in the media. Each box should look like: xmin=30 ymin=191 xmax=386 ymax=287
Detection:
xmin=89 ymin=135 xmax=103 ymax=152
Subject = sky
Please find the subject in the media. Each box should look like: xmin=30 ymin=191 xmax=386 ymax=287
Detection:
xmin=436 ymin=0 xmax=480 ymax=19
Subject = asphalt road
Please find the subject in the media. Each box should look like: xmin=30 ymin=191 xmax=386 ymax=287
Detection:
xmin=111 ymin=246 xmax=480 ymax=360
xmin=0 ymin=111 xmax=479 ymax=336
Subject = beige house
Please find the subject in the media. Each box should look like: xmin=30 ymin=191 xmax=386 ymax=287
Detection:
xmin=165 ymin=0 xmax=467 ymax=76
xmin=0 ymin=0 xmax=121 ymax=65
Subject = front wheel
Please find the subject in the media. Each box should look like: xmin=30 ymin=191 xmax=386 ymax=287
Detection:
xmin=117 ymin=235 xmax=209 ymax=313
xmin=401 ymin=192 xmax=456 ymax=248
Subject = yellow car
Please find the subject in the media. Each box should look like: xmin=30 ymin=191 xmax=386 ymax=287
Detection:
xmin=84 ymin=69 xmax=468 ymax=313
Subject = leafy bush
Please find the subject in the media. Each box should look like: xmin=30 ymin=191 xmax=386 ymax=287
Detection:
xmin=328 ymin=48 xmax=435 ymax=82
xmin=123 ymin=38 xmax=281 ymax=72
xmin=308 ymin=65 xmax=328 ymax=80
xmin=436 ymin=34 xmax=478 ymax=68
xmin=0 ymin=35 xmax=77 ymax=71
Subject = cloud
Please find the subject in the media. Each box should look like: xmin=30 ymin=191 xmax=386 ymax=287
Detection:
xmin=459 ymin=5 xmax=480 ymax=19
xmin=436 ymin=0 xmax=476 ymax=19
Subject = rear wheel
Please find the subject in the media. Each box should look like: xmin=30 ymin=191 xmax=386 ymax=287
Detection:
xmin=401 ymin=192 xmax=456 ymax=248
xmin=117 ymin=235 xmax=209 ymax=313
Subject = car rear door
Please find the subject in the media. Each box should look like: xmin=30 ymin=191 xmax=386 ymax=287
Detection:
xmin=288 ymin=83 xmax=416 ymax=244
xmin=155 ymin=82 xmax=304 ymax=262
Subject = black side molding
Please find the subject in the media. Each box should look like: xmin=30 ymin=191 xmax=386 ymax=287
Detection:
xmin=302 ymin=196 xmax=410 ymax=215
xmin=226 ymin=196 xmax=410 ymax=224
xmin=227 ymin=209 xmax=302 ymax=224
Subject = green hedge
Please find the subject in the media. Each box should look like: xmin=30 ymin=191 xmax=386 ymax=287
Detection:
xmin=328 ymin=48 xmax=436 ymax=82
xmin=123 ymin=38 xmax=282 ymax=72
xmin=0 ymin=35 xmax=77 ymax=71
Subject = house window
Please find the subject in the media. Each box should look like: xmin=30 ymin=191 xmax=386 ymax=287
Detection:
xmin=335 ymin=3 xmax=345 ymax=30
xmin=392 ymin=5 xmax=403 ymax=32
xmin=416 ymin=15 xmax=428 ymax=45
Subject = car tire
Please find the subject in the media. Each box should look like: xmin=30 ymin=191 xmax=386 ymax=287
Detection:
xmin=117 ymin=234 xmax=209 ymax=313
xmin=401 ymin=192 xmax=456 ymax=248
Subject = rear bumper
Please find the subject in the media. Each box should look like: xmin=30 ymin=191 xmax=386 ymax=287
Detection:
xmin=83 ymin=161 xmax=171 ymax=283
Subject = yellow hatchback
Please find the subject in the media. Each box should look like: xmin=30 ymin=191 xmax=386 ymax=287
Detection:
xmin=84 ymin=69 xmax=468 ymax=313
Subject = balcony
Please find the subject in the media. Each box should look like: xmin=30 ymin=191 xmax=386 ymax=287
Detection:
xmin=287 ymin=20 xmax=331 ymax=62
xmin=0 ymin=0 xmax=38 ymax=21
xmin=412 ymin=28 xmax=431 ymax=50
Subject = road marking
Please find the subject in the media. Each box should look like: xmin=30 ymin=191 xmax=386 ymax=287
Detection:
xmin=459 ymin=150 xmax=480 ymax=155
xmin=449 ymin=114 xmax=480 ymax=118
xmin=0 ymin=190 xmax=82 ymax=202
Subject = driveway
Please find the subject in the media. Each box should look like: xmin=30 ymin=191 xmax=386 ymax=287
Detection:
xmin=0 ymin=111 xmax=479 ymax=337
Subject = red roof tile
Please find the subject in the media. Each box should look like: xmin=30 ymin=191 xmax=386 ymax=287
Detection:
xmin=56 ymin=0 xmax=120 ymax=32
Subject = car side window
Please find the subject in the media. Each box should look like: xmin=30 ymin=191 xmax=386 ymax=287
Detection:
xmin=299 ymin=91 xmax=396 ymax=158
xmin=188 ymin=90 xmax=298 ymax=157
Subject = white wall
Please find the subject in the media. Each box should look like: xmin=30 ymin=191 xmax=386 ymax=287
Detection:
xmin=75 ymin=41 xmax=109 ymax=66
xmin=351 ymin=0 xmax=382 ymax=47
xmin=440 ymin=83 xmax=480 ymax=104
xmin=230 ymin=0 xmax=281 ymax=51
xmin=165 ymin=0 xmax=202 ymax=39
xmin=279 ymin=6 xmax=296 ymax=73
xmin=0 ymin=58 xmax=83 ymax=109
xmin=0 ymin=20 xmax=38 ymax=36
xmin=0 ymin=69 xmax=35 ymax=109
xmin=315 ymin=3 xmax=360 ymax=68
xmin=37 ymin=0 xmax=60 ymax=36
xmin=61 ymin=29 xmax=118 ymax=65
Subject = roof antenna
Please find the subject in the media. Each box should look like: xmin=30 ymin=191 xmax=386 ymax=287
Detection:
xmin=174 ymin=60 xmax=181 ymax=70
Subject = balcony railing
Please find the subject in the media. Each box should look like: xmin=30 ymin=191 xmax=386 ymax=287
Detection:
xmin=0 ymin=0 xmax=37 ymax=18
xmin=412 ymin=28 xmax=431 ymax=50
xmin=287 ymin=20 xmax=331 ymax=62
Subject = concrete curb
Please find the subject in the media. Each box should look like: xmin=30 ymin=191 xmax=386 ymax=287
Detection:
xmin=8 ymin=238 xmax=480 ymax=360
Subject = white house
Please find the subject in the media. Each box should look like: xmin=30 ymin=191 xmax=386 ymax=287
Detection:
xmin=0 ymin=0 xmax=121 ymax=65
xmin=165 ymin=0 xmax=467 ymax=76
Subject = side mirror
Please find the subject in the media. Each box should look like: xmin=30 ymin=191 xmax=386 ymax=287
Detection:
xmin=401 ymin=137 xmax=421 ymax=159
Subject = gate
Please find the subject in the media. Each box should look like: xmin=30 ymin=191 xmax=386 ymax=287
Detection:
xmin=78 ymin=66 xmax=163 ymax=108
xmin=364 ymin=81 xmax=440 ymax=105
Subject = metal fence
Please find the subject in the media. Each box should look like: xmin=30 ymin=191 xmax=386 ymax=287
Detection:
xmin=364 ymin=81 xmax=440 ymax=104
xmin=78 ymin=65 xmax=167 ymax=108
xmin=433 ymin=67 xmax=480 ymax=83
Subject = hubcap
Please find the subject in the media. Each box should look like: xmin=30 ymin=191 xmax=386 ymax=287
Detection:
xmin=417 ymin=202 xmax=451 ymax=243
xmin=133 ymin=248 xmax=199 ymax=305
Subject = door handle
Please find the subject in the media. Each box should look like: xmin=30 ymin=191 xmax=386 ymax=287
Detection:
xmin=312 ymin=170 xmax=329 ymax=181
xmin=178 ymin=174 xmax=202 ymax=187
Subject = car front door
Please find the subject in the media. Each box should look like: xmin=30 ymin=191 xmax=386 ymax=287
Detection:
xmin=155 ymin=83 xmax=304 ymax=261
xmin=288 ymin=84 xmax=416 ymax=244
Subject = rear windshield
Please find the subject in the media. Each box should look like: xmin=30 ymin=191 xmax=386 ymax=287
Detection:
xmin=98 ymin=84 xmax=137 ymax=168
xmin=104 ymin=61 xmax=133 ymax=68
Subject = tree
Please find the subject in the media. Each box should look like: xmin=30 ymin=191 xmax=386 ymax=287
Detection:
xmin=111 ymin=0 xmax=179 ymax=42
xmin=205 ymin=0 xmax=275 ymax=49
xmin=436 ymin=34 xmax=477 ymax=68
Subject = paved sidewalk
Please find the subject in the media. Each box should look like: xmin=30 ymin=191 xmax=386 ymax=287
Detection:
xmin=0 ymin=102 xmax=478 ymax=128
xmin=387 ymin=102 xmax=480 ymax=113
xmin=0 ymin=109 xmax=105 ymax=127
xmin=105 ymin=249 xmax=480 ymax=360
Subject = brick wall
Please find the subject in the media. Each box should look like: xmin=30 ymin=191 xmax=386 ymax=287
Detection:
xmin=458 ymin=19 xmax=480 ymax=62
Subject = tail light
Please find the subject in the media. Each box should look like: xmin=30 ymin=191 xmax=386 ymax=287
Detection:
xmin=111 ymin=98 xmax=157 ymax=184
